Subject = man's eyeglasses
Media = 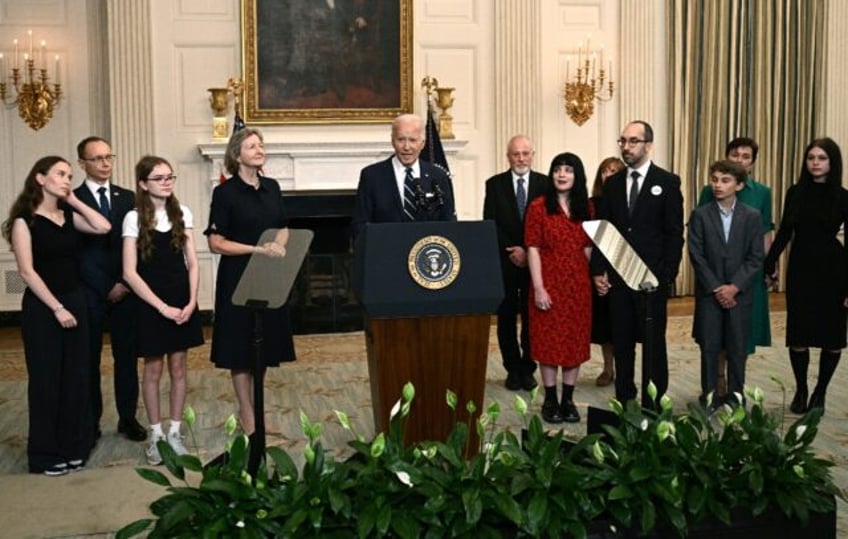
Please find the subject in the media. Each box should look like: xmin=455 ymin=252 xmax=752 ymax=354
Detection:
xmin=146 ymin=175 xmax=177 ymax=183
xmin=616 ymin=138 xmax=650 ymax=148
xmin=82 ymin=154 xmax=116 ymax=164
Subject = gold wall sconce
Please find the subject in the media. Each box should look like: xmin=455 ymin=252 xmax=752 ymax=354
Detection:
xmin=563 ymin=36 xmax=614 ymax=126
xmin=207 ymin=77 xmax=244 ymax=140
xmin=0 ymin=30 xmax=63 ymax=131
xmin=421 ymin=76 xmax=455 ymax=139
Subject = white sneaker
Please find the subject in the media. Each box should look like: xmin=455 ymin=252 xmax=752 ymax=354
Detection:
xmin=146 ymin=436 xmax=164 ymax=465
xmin=167 ymin=431 xmax=188 ymax=456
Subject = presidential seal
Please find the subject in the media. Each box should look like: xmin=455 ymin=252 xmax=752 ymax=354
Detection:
xmin=408 ymin=235 xmax=461 ymax=289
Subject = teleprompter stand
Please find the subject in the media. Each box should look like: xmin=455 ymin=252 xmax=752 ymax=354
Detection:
xmin=583 ymin=220 xmax=660 ymax=409
xmin=227 ymin=228 xmax=312 ymax=478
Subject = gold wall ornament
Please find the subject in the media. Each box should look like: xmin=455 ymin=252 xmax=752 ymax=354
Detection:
xmin=207 ymin=87 xmax=231 ymax=140
xmin=0 ymin=31 xmax=63 ymax=131
xmin=421 ymin=76 xmax=456 ymax=138
xmin=227 ymin=77 xmax=244 ymax=116
xmin=434 ymin=87 xmax=455 ymax=139
xmin=563 ymin=37 xmax=614 ymax=126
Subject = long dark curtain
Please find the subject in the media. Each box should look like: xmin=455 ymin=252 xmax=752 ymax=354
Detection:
xmin=667 ymin=0 xmax=826 ymax=293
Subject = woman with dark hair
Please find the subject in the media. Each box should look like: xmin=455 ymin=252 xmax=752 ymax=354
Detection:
xmin=2 ymin=156 xmax=111 ymax=475
xmin=122 ymin=155 xmax=204 ymax=465
xmin=525 ymin=152 xmax=593 ymax=423
xmin=764 ymin=137 xmax=848 ymax=414
xmin=590 ymin=157 xmax=625 ymax=387
xmin=205 ymin=127 xmax=295 ymax=434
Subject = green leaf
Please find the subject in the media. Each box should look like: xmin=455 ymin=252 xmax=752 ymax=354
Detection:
xmin=135 ymin=467 xmax=172 ymax=487
xmin=115 ymin=518 xmax=153 ymax=539
xmin=376 ymin=503 xmax=392 ymax=535
xmin=608 ymin=485 xmax=633 ymax=500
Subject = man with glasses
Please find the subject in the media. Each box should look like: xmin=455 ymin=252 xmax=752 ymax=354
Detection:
xmin=74 ymin=136 xmax=145 ymax=443
xmin=590 ymin=121 xmax=684 ymax=409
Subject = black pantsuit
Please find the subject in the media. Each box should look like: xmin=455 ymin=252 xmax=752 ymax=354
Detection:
xmin=23 ymin=288 xmax=93 ymax=472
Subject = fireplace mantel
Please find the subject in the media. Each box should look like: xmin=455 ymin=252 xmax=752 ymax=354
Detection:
xmin=197 ymin=139 xmax=468 ymax=192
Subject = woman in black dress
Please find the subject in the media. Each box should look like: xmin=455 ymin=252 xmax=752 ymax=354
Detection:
xmin=590 ymin=157 xmax=625 ymax=387
xmin=205 ymin=128 xmax=295 ymax=434
xmin=2 ymin=156 xmax=111 ymax=475
xmin=765 ymin=138 xmax=848 ymax=414
xmin=122 ymin=156 xmax=204 ymax=465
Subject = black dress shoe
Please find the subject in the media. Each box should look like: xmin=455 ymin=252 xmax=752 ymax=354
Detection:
xmin=541 ymin=401 xmax=564 ymax=424
xmin=505 ymin=373 xmax=522 ymax=391
xmin=807 ymin=391 xmax=826 ymax=413
xmin=520 ymin=374 xmax=538 ymax=391
xmin=561 ymin=400 xmax=580 ymax=423
xmin=790 ymin=388 xmax=808 ymax=414
xmin=118 ymin=417 xmax=147 ymax=442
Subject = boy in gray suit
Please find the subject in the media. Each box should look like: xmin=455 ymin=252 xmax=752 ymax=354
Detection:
xmin=688 ymin=160 xmax=764 ymax=410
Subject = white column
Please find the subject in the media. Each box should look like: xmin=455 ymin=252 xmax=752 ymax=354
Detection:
xmin=106 ymin=0 xmax=155 ymax=187
xmin=619 ymin=0 xmax=668 ymax=163
xmin=494 ymin=0 xmax=542 ymax=167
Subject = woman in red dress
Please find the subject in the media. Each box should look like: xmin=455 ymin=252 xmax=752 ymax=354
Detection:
xmin=526 ymin=152 xmax=593 ymax=423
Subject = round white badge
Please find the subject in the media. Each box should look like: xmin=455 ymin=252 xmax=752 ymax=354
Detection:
xmin=651 ymin=185 xmax=663 ymax=196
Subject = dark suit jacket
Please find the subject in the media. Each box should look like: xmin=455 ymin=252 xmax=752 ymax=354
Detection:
xmin=688 ymin=201 xmax=764 ymax=302
xmin=74 ymin=182 xmax=136 ymax=303
xmin=482 ymin=169 xmax=547 ymax=276
xmin=591 ymin=163 xmax=684 ymax=285
xmin=688 ymin=201 xmax=764 ymax=347
xmin=352 ymin=156 xmax=456 ymax=237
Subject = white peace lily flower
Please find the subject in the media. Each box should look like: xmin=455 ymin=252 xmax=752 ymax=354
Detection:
xmin=795 ymin=425 xmax=807 ymax=439
xmin=236 ymin=521 xmax=245 ymax=528
xmin=395 ymin=470 xmax=414 ymax=487
xmin=640 ymin=419 xmax=649 ymax=431
xmin=390 ymin=399 xmax=401 ymax=419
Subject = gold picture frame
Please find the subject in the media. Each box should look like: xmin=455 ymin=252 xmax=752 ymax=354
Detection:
xmin=241 ymin=0 xmax=413 ymax=124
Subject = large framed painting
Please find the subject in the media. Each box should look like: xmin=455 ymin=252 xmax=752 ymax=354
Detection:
xmin=241 ymin=0 xmax=413 ymax=124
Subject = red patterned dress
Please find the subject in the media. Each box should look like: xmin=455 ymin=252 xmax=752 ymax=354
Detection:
xmin=525 ymin=197 xmax=592 ymax=367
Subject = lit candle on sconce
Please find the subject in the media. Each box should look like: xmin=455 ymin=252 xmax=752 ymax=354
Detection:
xmin=54 ymin=55 xmax=60 ymax=83
xmin=591 ymin=53 xmax=596 ymax=78
xmin=28 ymin=29 xmax=33 ymax=58
xmin=13 ymin=39 xmax=19 ymax=69
xmin=0 ymin=53 xmax=5 ymax=85
xmin=40 ymin=40 xmax=46 ymax=69
xmin=577 ymin=42 xmax=583 ymax=70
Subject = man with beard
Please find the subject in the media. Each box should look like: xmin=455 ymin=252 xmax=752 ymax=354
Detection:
xmin=590 ymin=121 xmax=684 ymax=409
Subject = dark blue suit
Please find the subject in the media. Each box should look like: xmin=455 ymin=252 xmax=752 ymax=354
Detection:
xmin=590 ymin=163 xmax=684 ymax=408
xmin=352 ymin=157 xmax=456 ymax=238
xmin=74 ymin=182 xmax=138 ymax=430
xmin=483 ymin=169 xmax=547 ymax=378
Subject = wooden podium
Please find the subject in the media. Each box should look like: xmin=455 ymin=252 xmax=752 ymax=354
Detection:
xmin=353 ymin=221 xmax=504 ymax=448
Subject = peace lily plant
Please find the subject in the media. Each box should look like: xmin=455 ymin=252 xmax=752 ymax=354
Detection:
xmin=118 ymin=380 xmax=844 ymax=538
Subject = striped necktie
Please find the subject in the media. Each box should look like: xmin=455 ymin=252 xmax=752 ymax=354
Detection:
xmin=403 ymin=167 xmax=417 ymax=220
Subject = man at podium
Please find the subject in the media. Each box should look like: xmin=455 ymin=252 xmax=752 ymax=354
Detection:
xmin=352 ymin=113 xmax=456 ymax=238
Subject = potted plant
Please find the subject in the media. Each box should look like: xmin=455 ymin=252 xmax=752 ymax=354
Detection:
xmin=117 ymin=382 xmax=843 ymax=538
